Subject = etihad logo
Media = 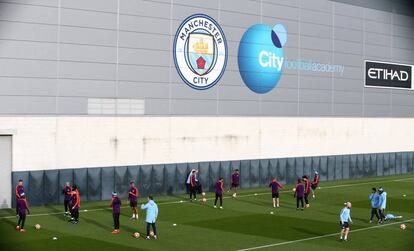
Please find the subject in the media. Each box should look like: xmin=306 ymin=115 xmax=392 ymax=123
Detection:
xmin=173 ymin=14 xmax=228 ymax=90
xmin=365 ymin=60 xmax=413 ymax=90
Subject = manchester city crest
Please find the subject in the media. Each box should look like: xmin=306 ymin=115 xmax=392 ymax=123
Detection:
xmin=173 ymin=14 xmax=228 ymax=90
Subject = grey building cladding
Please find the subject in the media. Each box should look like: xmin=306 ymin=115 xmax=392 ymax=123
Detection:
xmin=0 ymin=0 xmax=413 ymax=116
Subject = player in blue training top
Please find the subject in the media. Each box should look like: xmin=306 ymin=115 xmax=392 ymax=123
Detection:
xmin=339 ymin=202 xmax=353 ymax=241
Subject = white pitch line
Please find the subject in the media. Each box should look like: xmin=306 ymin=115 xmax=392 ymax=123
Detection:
xmin=0 ymin=176 xmax=410 ymax=220
xmin=393 ymin=177 xmax=414 ymax=182
xmin=236 ymin=219 xmax=414 ymax=251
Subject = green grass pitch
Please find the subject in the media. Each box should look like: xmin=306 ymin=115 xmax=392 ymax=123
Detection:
xmin=1 ymin=174 xmax=413 ymax=251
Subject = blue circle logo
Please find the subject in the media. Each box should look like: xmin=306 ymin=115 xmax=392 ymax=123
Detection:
xmin=238 ymin=24 xmax=287 ymax=94
xmin=173 ymin=14 xmax=228 ymax=90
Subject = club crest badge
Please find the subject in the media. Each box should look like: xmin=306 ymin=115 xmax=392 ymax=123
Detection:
xmin=173 ymin=14 xmax=228 ymax=90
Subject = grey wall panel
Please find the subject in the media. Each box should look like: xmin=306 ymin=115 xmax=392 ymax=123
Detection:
xmin=101 ymin=167 xmax=114 ymax=200
xmin=127 ymin=166 xmax=140 ymax=185
xmin=28 ymin=171 xmax=44 ymax=205
xmin=164 ymin=164 xmax=176 ymax=195
xmin=370 ymin=154 xmax=378 ymax=176
xmin=152 ymin=164 xmax=165 ymax=195
xmin=114 ymin=166 xmax=128 ymax=198
xmin=175 ymin=163 xmax=188 ymax=194
xmin=276 ymin=158 xmax=287 ymax=184
xmin=220 ymin=161 xmax=232 ymax=184
xmin=327 ymin=156 xmax=335 ymax=181
xmin=334 ymin=155 xmax=343 ymax=180
xmin=311 ymin=157 xmax=321 ymax=179
xmin=342 ymin=155 xmax=350 ymax=179
xmin=87 ymin=168 xmax=101 ymax=201
xmin=198 ymin=162 xmax=209 ymax=192
xmin=407 ymin=152 xmax=414 ymax=173
xmin=295 ymin=157 xmax=304 ymax=179
xmin=139 ymin=165 xmax=152 ymax=197
xmin=356 ymin=154 xmax=364 ymax=178
xmin=73 ymin=168 xmax=87 ymax=201
xmin=401 ymin=152 xmax=408 ymax=174
xmin=286 ymin=158 xmax=296 ymax=184
xmin=349 ymin=155 xmax=358 ymax=178
xmin=303 ymin=157 xmax=312 ymax=180
xmin=389 ymin=153 xmax=396 ymax=175
xmin=383 ymin=153 xmax=390 ymax=176
xmin=259 ymin=159 xmax=270 ymax=186
xmin=268 ymin=159 xmax=277 ymax=181
xmin=396 ymin=152 xmax=403 ymax=175
xmin=209 ymin=162 xmax=220 ymax=191
xmin=377 ymin=153 xmax=384 ymax=176
xmin=240 ymin=160 xmax=250 ymax=189
xmin=249 ymin=160 xmax=260 ymax=188
xmin=44 ymin=170 xmax=59 ymax=204
xmin=320 ymin=156 xmax=328 ymax=181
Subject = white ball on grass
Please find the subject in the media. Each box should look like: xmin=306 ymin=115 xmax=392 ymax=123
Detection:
xmin=52 ymin=237 xmax=58 ymax=240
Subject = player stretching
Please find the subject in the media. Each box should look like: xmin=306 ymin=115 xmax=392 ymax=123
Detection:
xmin=110 ymin=192 xmax=121 ymax=234
xmin=129 ymin=181 xmax=139 ymax=219
xmin=16 ymin=193 xmax=30 ymax=232
xmin=340 ymin=202 xmax=353 ymax=241
xmin=230 ymin=169 xmax=240 ymax=198
xmin=269 ymin=177 xmax=283 ymax=208
xmin=311 ymin=171 xmax=319 ymax=199
xmin=302 ymin=175 xmax=311 ymax=208
xmin=15 ymin=179 xmax=25 ymax=217
xmin=62 ymin=181 xmax=72 ymax=217
xmin=214 ymin=178 xmax=224 ymax=209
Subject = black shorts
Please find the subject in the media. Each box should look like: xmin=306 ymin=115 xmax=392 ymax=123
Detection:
xmin=231 ymin=183 xmax=239 ymax=188
xmin=340 ymin=221 xmax=349 ymax=229
xmin=130 ymin=200 xmax=137 ymax=208
xmin=272 ymin=192 xmax=279 ymax=198
xmin=311 ymin=184 xmax=318 ymax=190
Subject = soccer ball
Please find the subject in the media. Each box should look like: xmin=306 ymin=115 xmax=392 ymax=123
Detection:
xmin=34 ymin=224 xmax=41 ymax=230
xmin=149 ymin=231 xmax=155 ymax=237
xmin=202 ymin=198 xmax=207 ymax=203
xmin=400 ymin=224 xmax=406 ymax=230
xmin=202 ymin=192 xmax=206 ymax=196
xmin=132 ymin=232 xmax=140 ymax=238
xmin=232 ymin=193 xmax=237 ymax=198
xmin=292 ymin=188 xmax=296 ymax=192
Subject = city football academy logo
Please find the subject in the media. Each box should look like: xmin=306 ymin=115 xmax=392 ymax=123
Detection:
xmin=173 ymin=14 xmax=228 ymax=90
xmin=238 ymin=24 xmax=287 ymax=94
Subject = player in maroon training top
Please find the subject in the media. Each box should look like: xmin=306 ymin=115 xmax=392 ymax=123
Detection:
xmin=16 ymin=193 xmax=30 ymax=232
xmin=110 ymin=192 xmax=122 ymax=234
xmin=230 ymin=169 xmax=240 ymax=198
xmin=302 ymin=175 xmax=311 ymax=208
xmin=294 ymin=179 xmax=305 ymax=210
xmin=129 ymin=181 xmax=138 ymax=219
xmin=269 ymin=177 xmax=284 ymax=208
xmin=214 ymin=178 xmax=224 ymax=209
xmin=311 ymin=171 xmax=320 ymax=199
xmin=15 ymin=179 xmax=25 ymax=216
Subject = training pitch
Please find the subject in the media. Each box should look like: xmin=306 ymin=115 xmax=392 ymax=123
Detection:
xmin=1 ymin=174 xmax=413 ymax=251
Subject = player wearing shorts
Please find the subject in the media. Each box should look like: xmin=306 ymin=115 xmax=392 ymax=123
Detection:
xmin=311 ymin=171 xmax=319 ymax=199
xmin=230 ymin=169 xmax=240 ymax=198
xmin=339 ymin=202 xmax=353 ymax=241
xmin=129 ymin=181 xmax=139 ymax=220
xmin=269 ymin=177 xmax=283 ymax=208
